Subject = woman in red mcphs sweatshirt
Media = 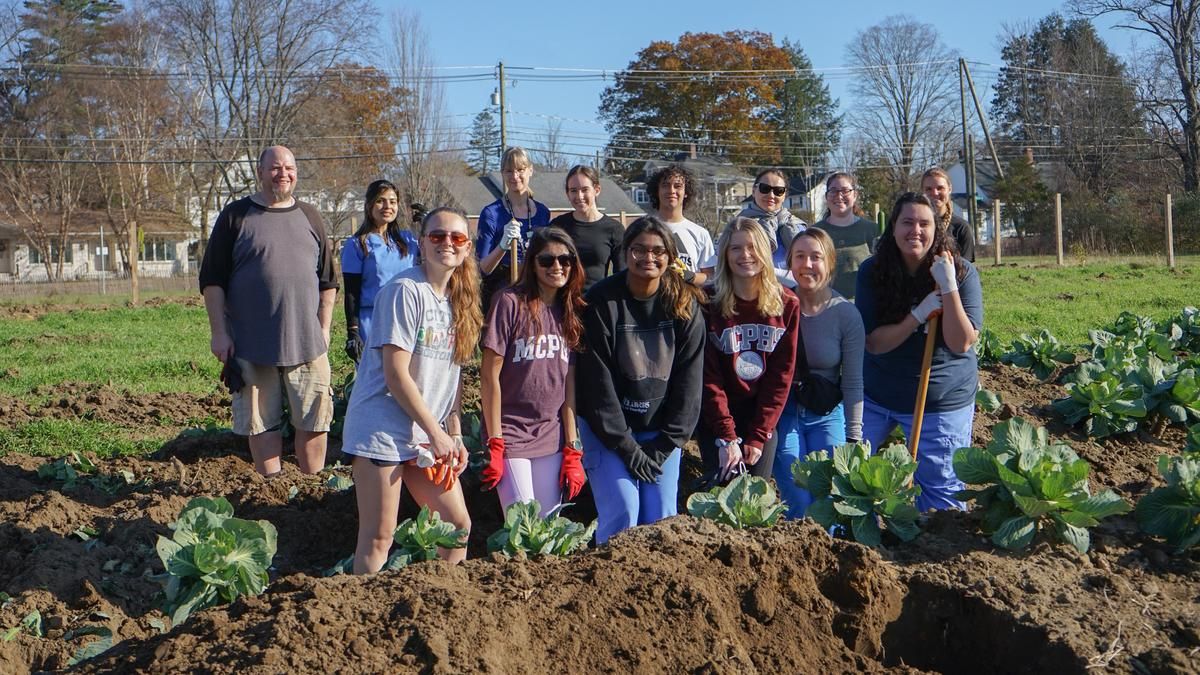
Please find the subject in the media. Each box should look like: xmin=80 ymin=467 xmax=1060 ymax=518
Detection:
xmin=701 ymin=217 xmax=800 ymax=482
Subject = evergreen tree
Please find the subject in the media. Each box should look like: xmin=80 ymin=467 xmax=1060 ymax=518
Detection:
xmin=769 ymin=39 xmax=840 ymax=177
xmin=467 ymin=108 xmax=499 ymax=175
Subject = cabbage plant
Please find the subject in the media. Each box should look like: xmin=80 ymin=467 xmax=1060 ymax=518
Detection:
xmin=1000 ymin=330 xmax=1075 ymax=380
xmin=686 ymin=473 xmax=787 ymax=529
xmin=487 ymin=501 xmax=596 ymax=556
xmin=1136 ymin=454 xmax=1200 ymax=552
xmin=155 ymin=497 xmax=277 ymax=625
xmin=792 ymin=442 xmax=921 ymax=547
xmin=953 ymin=418 xmax=1130 ymax=553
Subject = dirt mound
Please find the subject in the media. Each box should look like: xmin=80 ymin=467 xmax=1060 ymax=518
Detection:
xmin=1 ymin=364 xmax=1198 ymax=674
xmin=79 ymin=518 xmax=912 ymax=674
xmin=0 ymin=382 xmax=228 ymax=431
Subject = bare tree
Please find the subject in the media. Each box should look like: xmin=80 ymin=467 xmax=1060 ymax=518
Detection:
xmin=1072 ymin=0 xmax=1200 ymax=191
xmin=148 ymin=0 xmax=376 ymax=247
xmin=386 ymin=9 xmax=459 ymax=223
xmin=531 ymin=118 xmax=570 ymax=171
xmin=845 ymin=15 xmax=960 ymax=192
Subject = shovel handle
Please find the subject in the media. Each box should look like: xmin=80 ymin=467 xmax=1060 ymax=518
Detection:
xmin=908 ymin=312 xmax=940 ymax=466
xmin=509 ymin=239 xmax=519 ymax=284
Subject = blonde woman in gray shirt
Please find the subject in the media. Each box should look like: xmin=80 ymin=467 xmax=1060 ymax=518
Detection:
xmin=772 ymin=227 xmax=865 ymax=519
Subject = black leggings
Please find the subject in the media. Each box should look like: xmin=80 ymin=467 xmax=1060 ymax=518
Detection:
xmin=699 ymin=421 xmax=778 ymax=481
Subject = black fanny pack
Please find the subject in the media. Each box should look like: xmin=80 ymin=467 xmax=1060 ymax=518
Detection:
xmin=793 ymin=372 xmax=842 ymax=416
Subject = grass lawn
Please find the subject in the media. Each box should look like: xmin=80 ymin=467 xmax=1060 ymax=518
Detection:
xmin=978 ymin=257 xmax=1197 ymax=344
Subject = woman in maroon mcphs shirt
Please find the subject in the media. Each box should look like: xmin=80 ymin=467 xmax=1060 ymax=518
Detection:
xmin=700 ymin=217 xmax=801 ymax=482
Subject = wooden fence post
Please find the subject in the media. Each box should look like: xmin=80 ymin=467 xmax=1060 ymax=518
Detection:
xmin=1054 ymin=193 xmax=1064 ymax=266
xmin=1166 ymin=193 xmax=1176 ymax=270
xmin=993 ymin=200 xmax=1002 ymax=266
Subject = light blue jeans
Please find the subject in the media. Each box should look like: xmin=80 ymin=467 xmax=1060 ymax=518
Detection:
xmin=578 ymin=418 xmax=681 ymax=545
xmin=773 ymin=399 xmax=846 ymax=520
xmin=861 ymin=397 xmax=973 ymax=512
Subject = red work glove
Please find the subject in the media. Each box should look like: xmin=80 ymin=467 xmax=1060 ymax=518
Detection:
xmin=560 ymin=445 xmax=586 ymax=500
xmin=481 ymin=437 xmax=505 ymax=490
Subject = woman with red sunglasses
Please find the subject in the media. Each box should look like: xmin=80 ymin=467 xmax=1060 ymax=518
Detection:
xmin=342 ymin=207 xmax=483 ymax=571
xmin=733 ymin=168 xmax=807 ymax=287
xmin=479 ymin=227 xmax=588 ymax=516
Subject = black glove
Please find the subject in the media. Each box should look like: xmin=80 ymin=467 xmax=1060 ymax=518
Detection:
xmin=623 ymin=445 xmax=662 ymax=483
xmin=344 ymin=326 xmax=364 ymax=363
xmin=220 ymin=360 xmax=245 ymax=394
xmin=643 ymin=434 xmax=678 ymax=467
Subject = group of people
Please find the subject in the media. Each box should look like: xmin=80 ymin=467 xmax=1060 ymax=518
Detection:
xmin=199 ymin=145 xmax=983 ymax=573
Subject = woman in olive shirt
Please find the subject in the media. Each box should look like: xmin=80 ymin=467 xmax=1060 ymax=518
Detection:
xmin=813 ymin=172 xmax=876 ymax=299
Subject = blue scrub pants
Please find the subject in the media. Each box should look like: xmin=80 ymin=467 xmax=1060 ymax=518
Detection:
xmin=861 ymin=397 xmax=973 ymax=512
xmin=578 ymin=418 xmax=681 ymax=545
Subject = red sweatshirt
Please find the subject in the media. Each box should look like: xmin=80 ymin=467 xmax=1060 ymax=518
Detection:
xmin=702 ymin=289 xmax=800 ymax=446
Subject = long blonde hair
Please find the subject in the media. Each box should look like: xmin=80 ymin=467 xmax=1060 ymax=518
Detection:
xmin=920 ymin=167 xmax=954 ymax=225
xmin=421 ymin=207 xmax=483 ymax=364
xmin=713 ymin=217 xmax=784 ymax=320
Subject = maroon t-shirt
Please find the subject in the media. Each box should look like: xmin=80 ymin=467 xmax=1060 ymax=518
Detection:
xmin=482 ymin=289 xmax=572 ymax=459
xmin=702 ymin=290 xmax=800 ymax=446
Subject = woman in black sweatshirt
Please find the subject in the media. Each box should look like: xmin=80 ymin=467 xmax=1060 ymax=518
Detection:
xmin=577 ymin=216 xmax=706 ymax=544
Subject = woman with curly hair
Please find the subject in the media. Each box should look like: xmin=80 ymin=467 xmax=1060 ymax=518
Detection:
xmin=480 ymin=227 xmax=588 ymax=517
xmin=578 ymin=216 xmax=706 ymax=544
xmin=854 ymin=192 xmax=983 ymax=512
xmin=700 ymin=217 xmax=800 ymax=483
xmin=342 ymin=207 xmax=483 ymax=571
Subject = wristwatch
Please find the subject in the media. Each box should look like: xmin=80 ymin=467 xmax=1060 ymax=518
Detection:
xmin=568 ymin=439 xmax=583 ymax=451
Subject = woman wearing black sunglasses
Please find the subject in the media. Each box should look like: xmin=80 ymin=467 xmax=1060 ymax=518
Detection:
xmin=733 ymin=168 xmax=807 ymax=287
xmin=479 ymin=227 xmax=588 ymax=517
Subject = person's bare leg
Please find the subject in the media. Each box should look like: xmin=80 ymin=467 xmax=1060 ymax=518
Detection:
xmin=404 ymin=466 xmax=471 ymax=564
xmin=294 ymin=429 xmax=328 ymax=474
xmin=353 ymin=459 xmax=404 ymax=574
xmin=248 ymin=430 xmax=283 ymax=476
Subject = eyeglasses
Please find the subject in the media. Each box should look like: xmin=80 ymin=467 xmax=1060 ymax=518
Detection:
xmin=629 ymin=245 xmax=668 ymax=260
xmin=826 ymin=187 xmax=855 ymax=196
xmin=536 ymin=253 xmax=575 ymax=269
xmin=756 ymin=183 xmax=787 ymax=197
xmin=426 ymin=230 xmax=469 ymax=247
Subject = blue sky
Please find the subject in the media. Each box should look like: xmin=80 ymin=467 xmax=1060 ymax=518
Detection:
xmin=387 ymin=0 xmax=1145 ymax=163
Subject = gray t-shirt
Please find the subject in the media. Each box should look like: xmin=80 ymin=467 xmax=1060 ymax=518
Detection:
xmin=800 ymin=294 xmax=865 ymax=440
xmin=482 ymin=289 xmax=571 ymax=459
xmin=198 ymin=197 xmax=337 ymax=366
xmin=342 ymin=267 xmax=459 ymax=462
xmin=815 ymin=216 xmax=877 ymax=299
xmin=663 ymin=217 xmax=716 ymax=272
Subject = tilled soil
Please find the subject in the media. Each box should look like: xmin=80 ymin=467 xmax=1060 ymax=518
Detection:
xmin=0 ymin=365 xmax=1196 ymax=674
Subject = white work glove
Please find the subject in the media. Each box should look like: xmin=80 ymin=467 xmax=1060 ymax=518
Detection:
xmin=930 ymin=252 xmax=958 ymax=294
xmin=498 ymin=220 xmax=523 ymax=250
xmin=910 ymin=291 xmax=942 ymax=325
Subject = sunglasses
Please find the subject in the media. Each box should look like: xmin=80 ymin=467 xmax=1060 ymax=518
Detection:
xmin=426 ymin=230 xmax=469 ymax=247
xmin=756 ymin=183 xmax=787 ymax=197
xmin=536 ymin=253 xmax=576 ymax=269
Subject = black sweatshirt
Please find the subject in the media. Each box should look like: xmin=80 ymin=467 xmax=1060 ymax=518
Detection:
xmin=578 ymin=271 xmax=705 ymax=456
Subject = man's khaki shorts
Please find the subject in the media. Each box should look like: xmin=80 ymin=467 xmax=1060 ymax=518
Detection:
xmin=230 ymin=353 xmax=333 ymax=436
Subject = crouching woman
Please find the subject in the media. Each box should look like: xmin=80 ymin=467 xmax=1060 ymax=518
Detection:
xmin=577 ymin=216 xmax=706 ymax=544
xmin=342 ymin=207 xmax=483 ymax=571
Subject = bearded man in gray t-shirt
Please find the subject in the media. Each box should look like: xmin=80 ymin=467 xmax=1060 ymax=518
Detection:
xmin=199 ymin=146 xmax=339 ymax=477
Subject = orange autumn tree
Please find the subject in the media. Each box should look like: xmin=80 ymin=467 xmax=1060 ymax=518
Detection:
xmin=599 ymin=31 xmax=792 ymax=178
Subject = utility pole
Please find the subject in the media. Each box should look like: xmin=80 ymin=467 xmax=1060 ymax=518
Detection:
xmin=497 ymin=61 xmax=507 ymax=162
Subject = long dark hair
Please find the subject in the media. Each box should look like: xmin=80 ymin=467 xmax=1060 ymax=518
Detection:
xmin=622 ymin=216 xmax=706 ymax=321
xmin=516 ymin=227 xmax=587 ymax=351
xmin=353 ymin=179 xmax=410 ymax=257
xmin=870 ymin=192 xmax=966 ymax=325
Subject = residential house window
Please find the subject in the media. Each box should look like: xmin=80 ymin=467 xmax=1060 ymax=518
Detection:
xmin=140 ymin=238 xmax=176 ymax=262
xmin=29 ymin=240 xmax=72 ymax=264
xmin=633 ymin=188 xmax=648 ymax=204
